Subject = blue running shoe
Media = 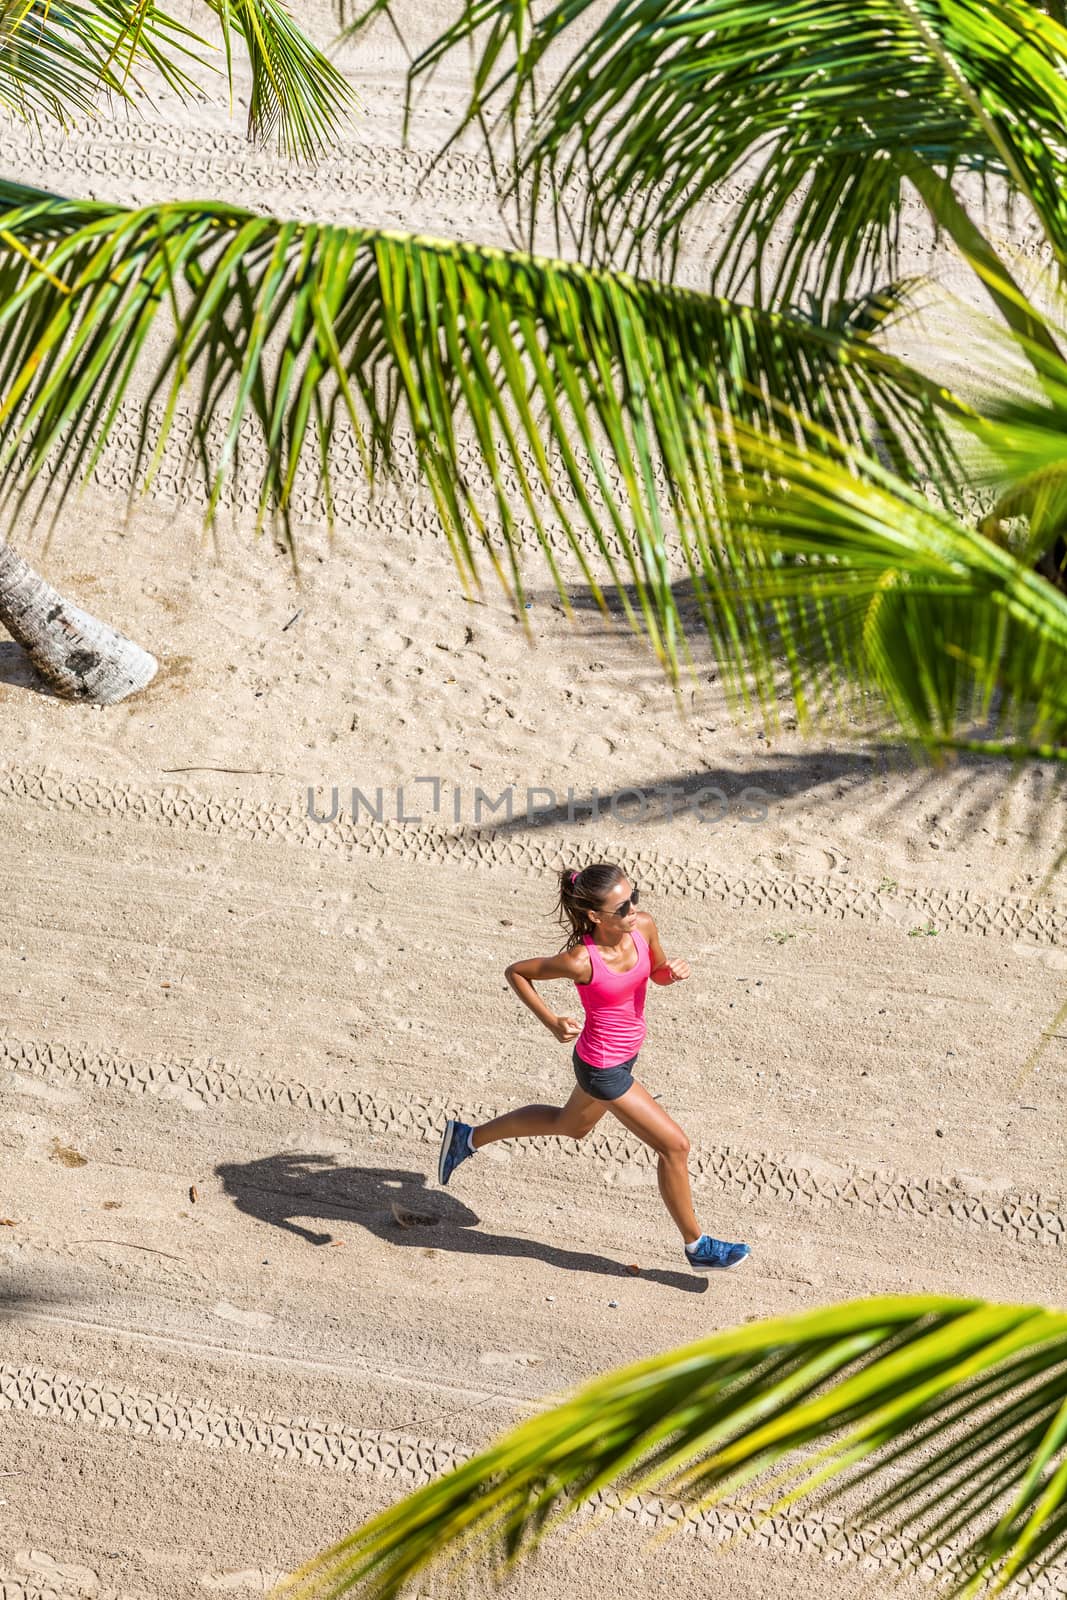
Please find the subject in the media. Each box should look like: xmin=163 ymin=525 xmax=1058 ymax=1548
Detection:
xmin=438 ymin=1119 xmax=475 ymax=1186
xmin=685 ymin=1235 xmax=750 ymax=1271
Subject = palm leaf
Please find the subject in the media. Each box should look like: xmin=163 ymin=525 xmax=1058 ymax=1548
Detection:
xmin=0 ymin=1 xmax=358 ymax=157
xmin=6 ymin=179 xmax=1067 ymax=751
xmin=338 ymin=0 xmax=1067 ymax=308
xmin=0 ymin=0 xmax=206 ymax=119
xmin=958 ymin=337 xmax=1067 ymax=567
xmin=204 ymin=0 xmax=362 ymax=158
xmin=0 ymin=179 xmax=967 ymax=700
xmin=269 ymin=1296 xmax=1067 ymax=1599
xmin=716 ymin=414 xmax=1067 ymax=749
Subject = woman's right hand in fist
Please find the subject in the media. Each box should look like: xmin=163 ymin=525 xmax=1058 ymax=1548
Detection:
xmin=550 ymin=1014 xmax=581 ymax=1043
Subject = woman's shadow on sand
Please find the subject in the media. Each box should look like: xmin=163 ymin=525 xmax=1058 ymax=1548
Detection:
xmin=215 ymin=1153 xmax=705 ymax=1294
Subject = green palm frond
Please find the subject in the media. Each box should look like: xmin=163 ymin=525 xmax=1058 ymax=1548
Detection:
xmin=0 ymin=180 xmax=965 ymax=690
xmin=5 ymin=179 xmax=1067 ymax=751
xmin=718 ymin=416 xmax=1067 ymax=750
xmin=203 ymin=0 xmax=361 ymax=157
xmin=271 ymin=1296 xmax=1067 ymax=1600
xmin=960 ymin=349 xmax=1067 ymax=566
xmin=0 ymin=1 xmax=358 ymax=157
xmin=0 ymin=0 xmax=206 ymax=118
xmin=340 ymin=0 xmax=1067 ymax=304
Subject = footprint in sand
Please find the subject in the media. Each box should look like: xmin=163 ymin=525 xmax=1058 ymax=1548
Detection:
xmin=14 ymin=1552 xmax=100 ymax=1587
xmin=201 ymin=1570 xmax=287 ymax=1593
xmin=1012 ymin=942 xmax=1067 ymax=970
xmin=8 ymin=1075 xmax=80 ymax=1108
xmin=760 ymin=841 xmax=850 ymax=876
xmin=213 ymin=1301 xmax=274 ymax=1329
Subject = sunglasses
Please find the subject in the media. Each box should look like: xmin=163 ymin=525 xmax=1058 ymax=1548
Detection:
xmin=609 ymin=886 xmax=640 ymax=918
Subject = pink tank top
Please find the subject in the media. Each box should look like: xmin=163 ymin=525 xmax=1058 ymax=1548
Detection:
xmin=574 ymin=926 xmax=651 ymax=1069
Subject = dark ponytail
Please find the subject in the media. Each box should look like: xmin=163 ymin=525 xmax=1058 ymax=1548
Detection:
xmin=555 ymin=861 xmax=626 ymax=951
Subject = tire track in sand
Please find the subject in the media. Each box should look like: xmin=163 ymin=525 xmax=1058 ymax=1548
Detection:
xmin=2 ymin=1037 xmax=1061 ymax=1249
xmin=2 ymin=1362 xmax=1063 ymax=1597
xmin=1 ymin=766 xmax=1064 ymax=944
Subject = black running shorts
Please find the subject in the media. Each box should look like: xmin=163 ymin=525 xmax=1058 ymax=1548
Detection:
xmin=572 ymin=1046 xmax=638 ymax=1101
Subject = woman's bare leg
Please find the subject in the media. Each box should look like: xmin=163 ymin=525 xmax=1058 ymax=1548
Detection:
xmin=471 ymin=1084 xmax=609 ymax=1149
xmin=607 ymin=1081 xmax=701 ymax=1242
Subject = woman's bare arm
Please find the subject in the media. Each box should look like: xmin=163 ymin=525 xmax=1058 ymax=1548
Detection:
xmin=638 ymin=911 xmax=690 ymax=984
xmin=505 ymin=949 xmax=589 ymax=1041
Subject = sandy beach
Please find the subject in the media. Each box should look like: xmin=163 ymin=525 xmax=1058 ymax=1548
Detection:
xmin=0 ymin=4 xmax=1065 ymax=1596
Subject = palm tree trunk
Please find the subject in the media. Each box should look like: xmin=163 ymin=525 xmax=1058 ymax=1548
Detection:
xmin=0 ymin=543 xmax=157 ymax=703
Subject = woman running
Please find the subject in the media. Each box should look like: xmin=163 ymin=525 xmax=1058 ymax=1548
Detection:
xmin=438 ymin=861 xmax=750 ymax=1270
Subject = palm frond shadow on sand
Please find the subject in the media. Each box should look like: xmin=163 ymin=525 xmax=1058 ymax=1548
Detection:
xmin=464 ymin=746 xmax=1065 ymax=855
